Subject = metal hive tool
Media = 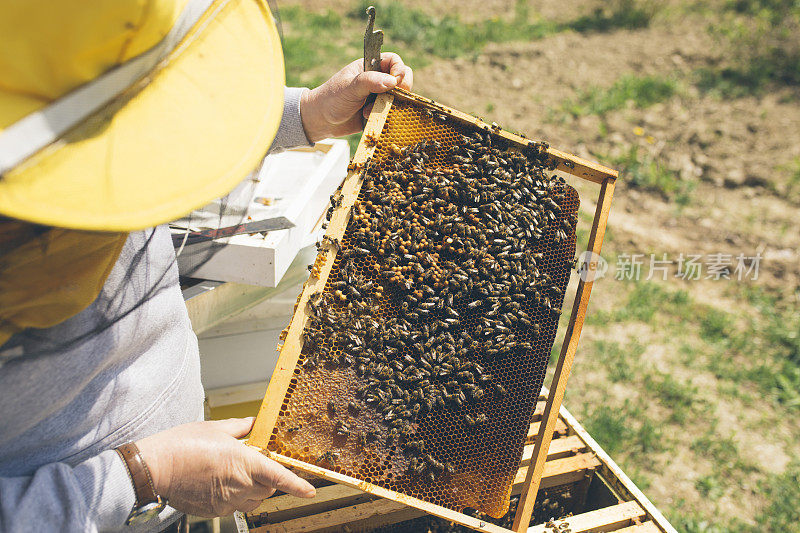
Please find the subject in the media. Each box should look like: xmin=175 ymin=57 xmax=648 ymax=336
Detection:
xmin=249 ymin=89 xmax=617 ymax=533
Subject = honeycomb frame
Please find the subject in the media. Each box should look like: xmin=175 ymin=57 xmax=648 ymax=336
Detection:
xmin=249 ymin=88 xmax=617 ymax=533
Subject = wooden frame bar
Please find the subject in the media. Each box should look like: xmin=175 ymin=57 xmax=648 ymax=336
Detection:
xmin=248 ymin=90 xmax=617 ymax=533
xmin=512 ymin=177 xmax=616 ymax=531
xmin=244 ymin=395 xmax=676 ymax=533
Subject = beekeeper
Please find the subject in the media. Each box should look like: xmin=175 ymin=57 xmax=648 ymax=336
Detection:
xmin=0 ymin=0 xmax=412 ymax=531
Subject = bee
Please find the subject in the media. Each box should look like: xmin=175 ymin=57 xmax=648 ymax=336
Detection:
xmin=318 ymin=451 xmax=339 ymax=465
xmin=365 ymin=133 xmax=379 ymax=147
xmin=334 ymin=420 xmax=350 ymax=437
xmin=327 ymin=400 xmax=336 ymax=415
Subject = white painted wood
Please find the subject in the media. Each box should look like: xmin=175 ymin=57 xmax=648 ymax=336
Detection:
xmin=176 ymin=139 xmax=348 ymax=287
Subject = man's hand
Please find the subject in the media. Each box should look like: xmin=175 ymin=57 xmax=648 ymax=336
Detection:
xmin=136 ymin=417 xmax=315 ymax=517
xmin=300 ymin=52 xmax=413 ymax=142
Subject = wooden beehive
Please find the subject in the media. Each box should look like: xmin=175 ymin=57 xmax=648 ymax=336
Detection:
xmin=248 ymin=88 xmax=617 ymax=532
xmin=242 ymin=392 xmax=677 ymax=533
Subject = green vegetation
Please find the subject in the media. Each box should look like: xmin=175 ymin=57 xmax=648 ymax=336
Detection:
xmin=752 ymin=461 xmax=800 ymax=532
xmin=582 ymin=400 xmax=666 ymax=457
xmin=776 ymin=156 xmax=800 ymax=203
xmin=691 ymin=428 xmax=757 ymax=478
xmin=589 ymin=281 xmax=691 ymax=324
xmin=582 ymin=279 xmax=799 ymax=530
xmin=566 ymin=0 xmax=657 ymax=33
xmin=644 ymin=372 xmax=700 ymax=423
xmin=608 ymin=145 xmax=694 ymax=203
xmin=561 ymin=75 xmax=688 ymax=201
xmin=593 ymin=339 xmax=644 ymax=382
xmin=589 ymin=281 xmax=800 ymax=412
xmin=280 ymin=0 xmax=661 ymax=80
xmin=280 ymin=0 xmax=663 ymax=152
xmin=563 ymin=75 xmax=678 ymax=117
xmin=699 ymin=0 xmax=800 ymax=96
xmin=280 ymin=7 xmax=357 ymax=87
xmin=349 ymin=0 xmax=561 ymax=61
xmin=739 ymin=287 xmax=800 ymax=408
xmin=673 ymin=512 xmax=738 ymax=533
xmin=699 ymin=308 xmax=735 ymax=344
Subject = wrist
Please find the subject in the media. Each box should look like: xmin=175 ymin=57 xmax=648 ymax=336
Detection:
xmin=134 ymin=436 xmax=169 ymax=497
xmin=115 ymin=441 xmax=168 ymax=525
xmin=299 ymin=87 xmax=329 ymax=143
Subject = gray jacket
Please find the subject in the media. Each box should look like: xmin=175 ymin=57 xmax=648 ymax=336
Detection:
xmin=0 ymin=87 xmax=310 ymax=532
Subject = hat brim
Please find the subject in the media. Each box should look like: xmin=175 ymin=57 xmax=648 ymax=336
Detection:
xmin=0 ymin=0 xmax=285 ymax=232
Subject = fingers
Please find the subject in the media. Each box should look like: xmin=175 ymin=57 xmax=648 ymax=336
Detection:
xmin=246 ymin=450 xmax=316 ymax=498
xmin=209 ymin=417 xmax=256 ymax=439
xmin=351 ymin=70 xmax=398 ymax=101
xmin=380 ymin=52 xmax=413 ymax=90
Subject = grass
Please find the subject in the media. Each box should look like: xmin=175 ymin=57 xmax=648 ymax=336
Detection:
xmin=608 ymin=145 xmax=694 ymax=204
xmin=698 ymin=0 xmax=800 ymax=97
xmin=581 ymin=400 xmax=666 ymax=456
xmin=673 ymin=512 xmax=739 ymax=533
xmin=561 ymin=75 xmax=686 ymax=203
xmin=690 ymin=427 xmax=757 ymax=478
xmin=699 ymin=308 xmax=735 ymax=343
xmin=589 ymin=281 xmax=691 ymax=325
xmin=565 ymin=0 xmax=658 ymax=33
xmin=695 ymin=474 xmax=725 ymax=499
xmin=775 ymin=156 xmax=800 ymax=203
xmin=347 ymin=0 xmax=659 ymax=62
xmin=578 ymin=278 xmax=800 ymax=530
xmin=280 ymin=6 xmax=358 ymax=87
xmin=587 ymin=278 xmax=800 ymax=413
xmin=752 ymin=461 xmax=800 ymax=532
xmin=593 ymin=339 xmax=645 ymax=382
xmin=348 ymin=0 xmax=562 ymax=61
xmin=562 ymin=75 xmax=678 ymax=117
xmin=645 ymin=372 xmax=701 ymax=423
xmin=738 ymin=286 xmax=800 ymax=408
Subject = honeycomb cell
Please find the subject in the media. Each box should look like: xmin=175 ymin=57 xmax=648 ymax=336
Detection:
xmin=267 ymin=99 xmax=579 ymax=518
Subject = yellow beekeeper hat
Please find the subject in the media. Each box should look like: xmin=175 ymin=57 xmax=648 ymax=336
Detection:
xmin=0 ymin=0 xmax=285 ymax=231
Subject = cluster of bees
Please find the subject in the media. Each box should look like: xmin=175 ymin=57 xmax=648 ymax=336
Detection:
xmin=394 ymin=487 xmax=572 ymax=531
xmin=299 ymin=129 xmax=573 ymax=484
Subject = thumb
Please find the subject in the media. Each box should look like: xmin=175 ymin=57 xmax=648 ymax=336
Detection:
xmin=246 ymin=449 xmax=316 ymax=498
xmin=348 ymin=71 xmax=398 ymax=101
xmin=209 ymin=417 xmax=256 ymax=439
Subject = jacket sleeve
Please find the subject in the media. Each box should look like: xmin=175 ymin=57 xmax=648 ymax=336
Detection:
xmin=268 ymin=87 xmax=313 ymax=154
xmin=0 ymin=449 xmax=137 ymax=532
